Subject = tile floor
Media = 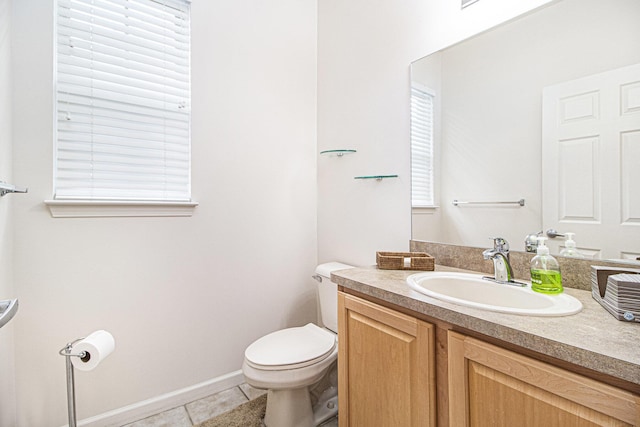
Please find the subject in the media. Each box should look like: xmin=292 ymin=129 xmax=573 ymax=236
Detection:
xmin=122 ymin=383 xmax=338 ymax=427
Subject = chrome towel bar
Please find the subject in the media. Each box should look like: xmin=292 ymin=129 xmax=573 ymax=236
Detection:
xmin=453 ymin=198 xmax=525 ymax=207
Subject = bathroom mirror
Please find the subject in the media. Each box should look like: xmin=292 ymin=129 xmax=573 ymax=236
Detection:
xmin=410 ymin=0 xmax=640 ymax=263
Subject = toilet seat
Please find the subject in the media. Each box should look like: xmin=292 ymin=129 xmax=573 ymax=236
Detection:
xmin=245 ymin=323 xmax=336 ymax=371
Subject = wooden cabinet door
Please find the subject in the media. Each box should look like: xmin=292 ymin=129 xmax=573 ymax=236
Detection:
xmin=448 ymin=331 xmax=640 ymax=426
xmin=338 ymin=292 xmax=436 ymax=427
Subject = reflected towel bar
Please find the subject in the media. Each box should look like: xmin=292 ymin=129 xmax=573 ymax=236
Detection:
xmin=453 ymin=199 xmax=525 ymax=207
xmin=354 ymin=175 xmax=398 ymax=181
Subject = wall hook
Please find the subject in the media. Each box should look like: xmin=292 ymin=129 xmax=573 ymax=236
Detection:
xmin=0 ymin=181 xmax=28 ymax=197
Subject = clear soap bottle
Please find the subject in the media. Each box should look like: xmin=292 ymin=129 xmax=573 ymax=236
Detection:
xmin=559 ymin=232 xmax=585 ymax=258
xmin=530 ymin=237 xmax=563 ymax=294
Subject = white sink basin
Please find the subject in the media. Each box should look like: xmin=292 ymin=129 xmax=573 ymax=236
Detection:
xmin=406 ymin=272 xmax=582 ymax=316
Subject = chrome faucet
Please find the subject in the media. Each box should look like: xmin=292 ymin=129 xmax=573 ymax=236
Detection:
xmin=483 ymin=237 xmax=524 ymax=286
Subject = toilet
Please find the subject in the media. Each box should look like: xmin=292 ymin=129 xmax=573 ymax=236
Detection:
xmin=242 ymin=262 xmax=354 ymax=427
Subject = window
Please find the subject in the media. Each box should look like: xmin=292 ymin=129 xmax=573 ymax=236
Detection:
xmin=411 ymin=84 xmax=435 ymax=207
xmin=54 ymin=0 xmax=192 ymax=205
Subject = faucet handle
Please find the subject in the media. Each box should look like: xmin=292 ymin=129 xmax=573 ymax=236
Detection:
xmin=491 ymin=237 xmax=509 ymax=252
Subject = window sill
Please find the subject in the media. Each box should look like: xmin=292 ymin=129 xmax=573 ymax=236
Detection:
xmin=44 ymin=200 xmax=199 ymax=218
xmin=412 ymin=205 xmax=438 ymax=210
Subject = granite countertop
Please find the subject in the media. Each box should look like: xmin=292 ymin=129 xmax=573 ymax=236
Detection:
xmin=332 ymin=265 xmax=640 ymax=390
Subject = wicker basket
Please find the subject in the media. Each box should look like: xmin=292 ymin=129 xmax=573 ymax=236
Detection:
xmin=376 ymin=251 xmax=435 ymax=271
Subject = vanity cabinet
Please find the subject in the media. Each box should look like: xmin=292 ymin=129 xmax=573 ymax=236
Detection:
xmin=338 ymin=291 xmax=640 ymax=427
xmin=337 ymin=292 xmax=436 ymax=427
xmin=448 ymin=331 xmax=640 ymax=426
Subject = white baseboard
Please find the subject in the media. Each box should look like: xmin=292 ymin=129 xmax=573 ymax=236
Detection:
xmin=63 ymin=370 xmax=245 ymax=427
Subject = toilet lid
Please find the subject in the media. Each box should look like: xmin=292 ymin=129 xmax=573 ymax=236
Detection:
xmin=245 ymin=323 xmax=336 ymax=370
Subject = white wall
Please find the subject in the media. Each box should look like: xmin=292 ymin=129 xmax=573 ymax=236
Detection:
xmin=0 ymin=0 xmax=16 ymax=425
xmin=420 ymin=0 xmax=555 ymax=57
xmin=317 ymin=0 xmax=553 ymax=266
xmin=10 ymin=1 xmax=317 ymax=426
xmin=317 ymin=0 xmax=432 ymax=268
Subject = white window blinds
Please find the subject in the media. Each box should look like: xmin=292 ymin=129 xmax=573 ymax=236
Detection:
xmin=55 ymin=0 xmax=191 ymax=201
xmin=411 ymin=84 xmax=435 ymax=207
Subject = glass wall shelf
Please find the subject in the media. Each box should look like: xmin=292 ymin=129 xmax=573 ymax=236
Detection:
xmin=320 ymin=149 xmax=357 ymax=157
xmin=354 ymin=175 xmax=399 ymax=181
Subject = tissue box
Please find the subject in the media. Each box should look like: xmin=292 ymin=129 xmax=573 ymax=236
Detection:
xmin=591 ymin=266 xmax=640 ymax=322
xmin=376 ymin=252 xmax=435 ymax=271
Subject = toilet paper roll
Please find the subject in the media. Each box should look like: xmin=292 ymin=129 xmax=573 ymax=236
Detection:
xmin=71 ymin=330 xmax=115 ymax=372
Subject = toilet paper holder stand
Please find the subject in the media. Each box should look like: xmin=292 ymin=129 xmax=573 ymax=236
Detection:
xmin=59 ymin=338 xmax=88 ymax=427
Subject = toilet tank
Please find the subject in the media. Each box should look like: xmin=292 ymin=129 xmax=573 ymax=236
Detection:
xmin=315 ymin=262 xmax=354 ymax=333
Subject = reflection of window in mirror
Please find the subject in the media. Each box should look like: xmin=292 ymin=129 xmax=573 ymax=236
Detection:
xmin=461 ymin=0 xmax=480 ymax=9
xmin=411 ymin=84 xmax=435 ymax=208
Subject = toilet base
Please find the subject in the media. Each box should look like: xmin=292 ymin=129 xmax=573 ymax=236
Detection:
xmin=264 ymin=388 xmax=314 ymax=427
xmin=313 ymin=394 xmax=338 ymax=425
xmin=261 ymin=366 xmax=338 ymax=427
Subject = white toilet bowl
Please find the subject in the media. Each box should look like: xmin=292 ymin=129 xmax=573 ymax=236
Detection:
xmin=242 ymin=262 xmax=353 ymax=427
xmin=242 ymin=324 xmax=338 ymax=427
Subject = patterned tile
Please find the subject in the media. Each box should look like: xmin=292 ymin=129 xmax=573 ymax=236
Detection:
xmin=185 ymin=386 xmax=248 ymax=424
xmin=320 ymin=416 xmax=339 ymax=427
xmin=239 ymin=383 xmax=268 ymax=400
xmin=122 ymin=406 xmax=192 ymax=427
xmin=121 ymin=383 xmax=325 ymax=427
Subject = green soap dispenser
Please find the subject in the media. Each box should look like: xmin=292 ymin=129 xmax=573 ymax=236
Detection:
xmin=530 ymin=237 xmax=563 ymax=294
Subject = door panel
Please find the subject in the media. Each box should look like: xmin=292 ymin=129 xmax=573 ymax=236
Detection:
xmin=448 ymin=331 xmax=640 ymax=426
xmin=338 ymin=293 xmax=435 ymax=427
xmin=542 ymin=63 xmax=640 ymax=260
